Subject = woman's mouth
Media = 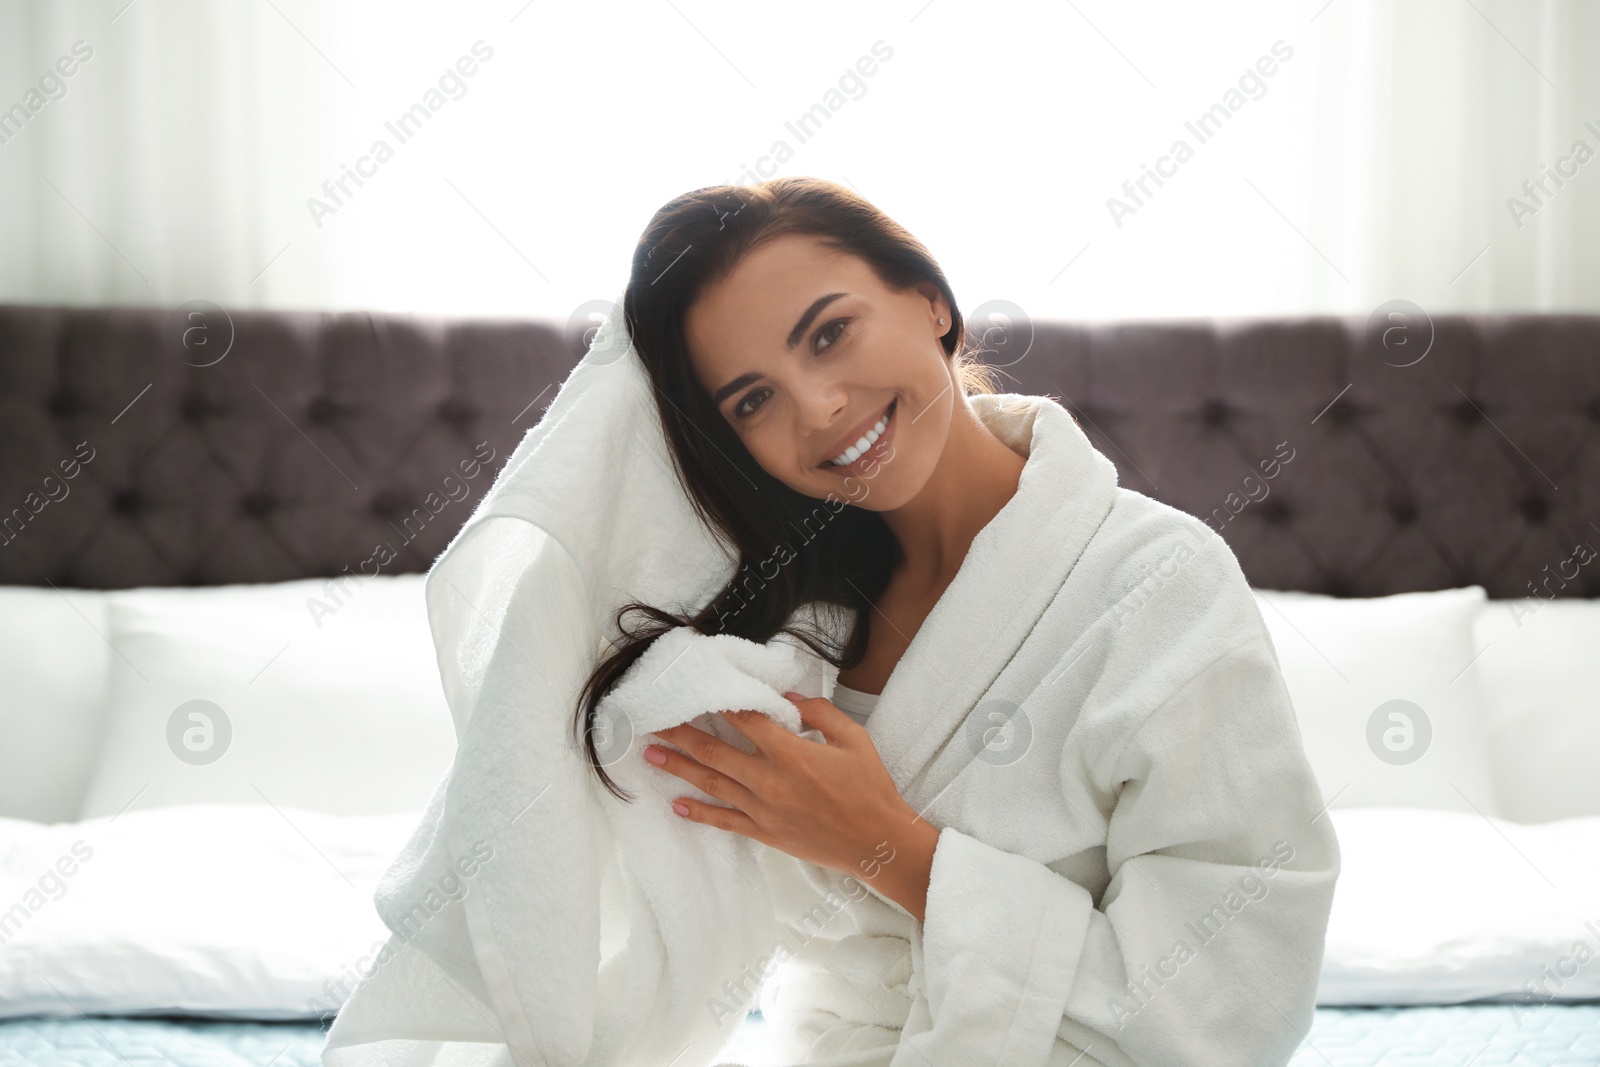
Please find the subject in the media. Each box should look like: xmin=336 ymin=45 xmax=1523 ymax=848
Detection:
xmin=818 ymin=398 xmax=897 ymax=476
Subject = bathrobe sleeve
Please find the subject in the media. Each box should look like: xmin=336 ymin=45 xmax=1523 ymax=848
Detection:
xmin=899 ymin=624 xmax=1340 ymax=1067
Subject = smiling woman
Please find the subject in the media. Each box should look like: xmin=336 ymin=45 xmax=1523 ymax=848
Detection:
xmin=575 ymin=177 xmax=1008 ymax=805
xmin=553 ymin=176 xmax=1338 ymax=1067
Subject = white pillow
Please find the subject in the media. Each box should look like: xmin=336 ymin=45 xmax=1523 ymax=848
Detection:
xmin=78 ymin=574 xmax=457 ymax=820
xmin=1251 ymin=586 xmax=1500 ymax=816
xmin=0 ymin=803 xmax=421 ymax=1019
xmin=1473 ymin=596 xmax=1600 ymax=823
xmin=1319 ymin=806 xmax=1600 ymax=1006
xmin=0 ymin=586 xmax=112 ymax=823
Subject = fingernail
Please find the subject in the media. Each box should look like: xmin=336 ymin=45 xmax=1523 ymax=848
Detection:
xmin=672 ymin=801 xmax=689 ymax=817
xmin=783 ymin=691 xmax=804 ymax=701
xmin=644 ymin=746 xmax=666 ymax=765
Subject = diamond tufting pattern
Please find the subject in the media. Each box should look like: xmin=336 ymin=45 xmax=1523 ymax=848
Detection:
xmin=0 ymin=306 xmax=1595 ymax=598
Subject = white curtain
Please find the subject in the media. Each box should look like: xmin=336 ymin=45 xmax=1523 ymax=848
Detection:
xmin=1 ymin=0 xmax=1595 ymax=320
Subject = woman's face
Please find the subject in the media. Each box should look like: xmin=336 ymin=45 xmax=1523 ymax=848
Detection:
xmin=684 ymin=234 xmax=957 ymax=511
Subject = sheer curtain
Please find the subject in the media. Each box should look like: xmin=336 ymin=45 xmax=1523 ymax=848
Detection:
xmin=1 ymin=0 xmax=1595 ymax=320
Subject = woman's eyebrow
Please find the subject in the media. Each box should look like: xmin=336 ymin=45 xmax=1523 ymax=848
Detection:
xmin=785 ymin=291 xmax=848 ymax=349
xmin=713 ymin=372 xmax=760 ymax=407
xmin=712 ymin=291 xmax=851 ymax=407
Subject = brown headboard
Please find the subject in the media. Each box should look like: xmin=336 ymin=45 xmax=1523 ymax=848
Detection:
xmin=1 ymin=304 xmax=1595 ymax=600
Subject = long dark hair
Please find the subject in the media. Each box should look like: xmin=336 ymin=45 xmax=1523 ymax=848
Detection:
xmin=575 ymin=176 xmax=1000 ymax=802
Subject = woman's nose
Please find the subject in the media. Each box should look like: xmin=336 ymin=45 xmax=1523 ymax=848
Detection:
xmin=796 ymin=382 xmax=849 ymax=430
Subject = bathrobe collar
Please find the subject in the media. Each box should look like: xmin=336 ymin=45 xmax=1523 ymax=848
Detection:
xmin=857 ymin=393 xmax=1122 ymax=806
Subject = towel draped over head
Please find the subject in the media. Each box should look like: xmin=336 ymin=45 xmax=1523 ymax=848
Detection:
xmin=320 ymin=290 xmax=847 ymax=1067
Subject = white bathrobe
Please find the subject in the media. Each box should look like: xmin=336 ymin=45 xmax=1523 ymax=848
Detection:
xmin=320 ymin=378 xmax=1338 ymax=1067
xmin=737 ymin=392 xmax=1341 ymax=1067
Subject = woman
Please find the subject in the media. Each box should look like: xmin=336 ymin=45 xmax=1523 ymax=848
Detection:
xmin=574 ymin=177 xmax=1339 ymax=1067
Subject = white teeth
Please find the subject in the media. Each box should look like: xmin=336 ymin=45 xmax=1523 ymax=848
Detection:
xmin=827 ymin=407 xmax=891 ymax=466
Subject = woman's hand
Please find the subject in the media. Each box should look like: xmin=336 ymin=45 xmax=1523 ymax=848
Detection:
xmin=644 ymin=691 xmax=934 ymax=897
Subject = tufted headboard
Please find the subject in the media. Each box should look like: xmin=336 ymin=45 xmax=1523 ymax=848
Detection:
xmin=1 ymin=304 xmax=1595 ymax=600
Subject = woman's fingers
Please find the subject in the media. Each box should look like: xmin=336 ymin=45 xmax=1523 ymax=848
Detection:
xmin=645 ymin=723 xmax=763 ymax=812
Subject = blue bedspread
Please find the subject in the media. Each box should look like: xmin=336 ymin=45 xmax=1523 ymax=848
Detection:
xmin=0 ymin=1015 xmax=329 ymax=1066
xmin=0 ymin=1004 xmax=1596 ymax=1066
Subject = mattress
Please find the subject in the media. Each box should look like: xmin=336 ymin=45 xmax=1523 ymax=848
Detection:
xmin=1 ymin=1005 xmax=1597 ymax=1066
xmin=710 ymin=1005 xmax=1600 ymax=1065
xmin=0 ymin=1015 xmax=330 ymax=1066
xmin=1290 ymin=1004 xmax=1600 ymax=1066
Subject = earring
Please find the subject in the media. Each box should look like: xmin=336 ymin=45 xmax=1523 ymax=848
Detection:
xmin=938 ymin=317 xmax=947 ymax=326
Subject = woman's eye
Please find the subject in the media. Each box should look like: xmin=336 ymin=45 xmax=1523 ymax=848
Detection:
xmin=733 ymin=388 xmax=771 ymax=419
xmin=816 ymin=317 xmax=850 ymax=352
xmin=731 ymin=318 xmax=850 ymax=420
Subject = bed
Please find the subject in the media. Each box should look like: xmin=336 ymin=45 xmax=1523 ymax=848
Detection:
xmin=1 ymin=302 xmax=1597 ymax=1065
xmin=0 ymin=1005 xmax=1595 ymax=1067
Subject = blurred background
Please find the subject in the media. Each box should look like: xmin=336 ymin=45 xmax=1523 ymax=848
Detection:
xmin=2 ymin=0 xmax=1598 ymax=321
xmin=2 ymin=3 xmax=1599 ymax=1064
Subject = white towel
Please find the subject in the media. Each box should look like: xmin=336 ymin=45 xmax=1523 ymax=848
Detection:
xmin=320 ymin=294 xmax=851 ymax=1066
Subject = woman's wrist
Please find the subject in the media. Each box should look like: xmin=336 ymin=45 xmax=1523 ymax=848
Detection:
xmin=862 ymin=807 xmax=942 ymax=924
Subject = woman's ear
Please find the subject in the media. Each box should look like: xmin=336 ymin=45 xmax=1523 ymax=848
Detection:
xmin=913 ymin=280 xmax=946 ymax=323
